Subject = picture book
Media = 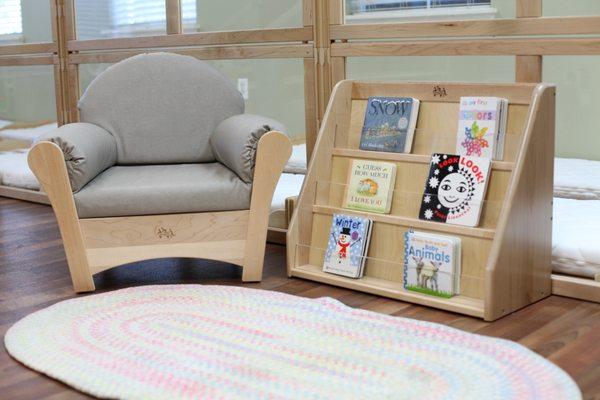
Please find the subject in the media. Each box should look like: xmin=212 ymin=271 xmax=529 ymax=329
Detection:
xmin=455 ymin=97 xmax=508 ymax=160
xmin=359 ymin=97 xmax=420 ymax=153
xmin=418 ymin=153 xmax=491 ymax=227
xmin=343 ymin=159 xmax=397 ymax=214
xmin=323 ymin=214 xmax=373 ymax=278
xmin=403 ymin=231 xmax=461 ymax=298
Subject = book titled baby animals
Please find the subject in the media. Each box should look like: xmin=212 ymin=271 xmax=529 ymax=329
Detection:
xmin=419 ymin=153 xmax=491 ymax=227
xmin=323 ymin=214 xmax=373 ymax=278
xmin=403 ymin=231 xmax=461 ymax=298
xmin=343 ymin=159 xmax=397 ymax=214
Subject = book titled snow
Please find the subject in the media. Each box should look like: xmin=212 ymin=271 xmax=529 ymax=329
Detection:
xmin=323 ymin=214 xmax=373 ymax=278
xmin=419 ymin=153 xmax=491 ymax=227
xmin=343 ymin=159 xmax=397 ymax=214
xmin=359 ymin=97 xmax=420 ymax=153
xmin=456 ymin=97 xmax=508 ymax=160
xmin=403 ymin=231 xmax=461 ymax=298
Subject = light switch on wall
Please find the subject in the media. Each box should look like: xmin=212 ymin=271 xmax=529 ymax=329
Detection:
xmin=237 ymin=78 xmax=249 ymax=100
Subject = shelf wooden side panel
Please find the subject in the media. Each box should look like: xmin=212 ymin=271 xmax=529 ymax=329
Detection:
xmin=291 ymin=264 xmax=484 ymax=318
xmin=485 ymin=84 xmax=555 ymax=321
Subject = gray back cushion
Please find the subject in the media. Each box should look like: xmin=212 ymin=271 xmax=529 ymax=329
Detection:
xmin=78 ymin=52 xmax=244 ymax=164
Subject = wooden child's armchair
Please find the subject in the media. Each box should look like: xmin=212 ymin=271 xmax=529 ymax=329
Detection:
xmin=28 ymin=52 xmax=291 ymax=292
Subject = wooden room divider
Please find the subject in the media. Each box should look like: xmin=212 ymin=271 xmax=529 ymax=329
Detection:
xmin=0 ymin=0 xmax=599 ymax=304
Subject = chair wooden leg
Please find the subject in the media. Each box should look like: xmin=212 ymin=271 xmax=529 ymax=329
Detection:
xmin=242 ymin=131 xmax=292 ymax=282
xmin=28 ymin=142 xmax=95 ymax=292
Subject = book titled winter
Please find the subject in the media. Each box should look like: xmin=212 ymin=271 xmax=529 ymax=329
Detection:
xmin=419 ymin=153 xmax=491 ymax=227
xmin=403 ymin=231 xmax=461 ymax=298
xmin=359 ymin=97 xmax=420 ymax=153
xmin=323 ymin=214 xmax=373 ymax=278
xmin=456 ymin=97 xmax=508 ymax=160
xmin=343 ymin=159 xmax=397 ymax=214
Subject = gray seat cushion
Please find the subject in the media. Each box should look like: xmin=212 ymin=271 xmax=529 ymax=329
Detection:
xmin=74 ymin=163 xmax=251 ymax=218
xmin=78 ymin=52 xmax=244 ymax=165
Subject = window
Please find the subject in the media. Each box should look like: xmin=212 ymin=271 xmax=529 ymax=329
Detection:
xmin=0 ymin=0 xmax=22 ymax=36
xmin=76 ymin=0 xmax=197 ymax=39
xmin=346 ymin=0 xmax=496 ymax=23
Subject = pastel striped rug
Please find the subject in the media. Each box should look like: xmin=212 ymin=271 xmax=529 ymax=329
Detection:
xmin=5 ymin=285 xmax=580 ymax=400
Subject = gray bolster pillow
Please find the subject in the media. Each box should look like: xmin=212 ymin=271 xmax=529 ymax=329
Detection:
xmin=210 ymin=114 xmax=288 ymax=183
xmin=36 ymin=122 xmax=117 ymax=192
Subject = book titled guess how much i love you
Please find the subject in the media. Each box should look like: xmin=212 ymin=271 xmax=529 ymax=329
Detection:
xmin=343 ymin=159 xmax=397 ymax=214
xmin=323 ymin=214 xmax=373 ymax=278
xmin=419 ymin=153 xmax=491 ymax=227
xmin=359 ymin=97 xmax=420 ymax=153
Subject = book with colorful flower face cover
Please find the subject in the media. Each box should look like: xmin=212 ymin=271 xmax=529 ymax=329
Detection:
xmin=419 ymin=153 xmax=491 ymax=227
xmin=456 ymin=96 xmax=506 ymax=160
xmin=323 ymin=214 xmax=372 ymax=278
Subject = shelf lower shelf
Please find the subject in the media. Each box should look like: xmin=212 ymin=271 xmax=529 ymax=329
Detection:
xmin=332 ymin=148 xmax=515 ymax=171
xmin=313 ymin=205 xmax=496 ymax=239
xmin=291 ymin=264 xmax=484 ymax=318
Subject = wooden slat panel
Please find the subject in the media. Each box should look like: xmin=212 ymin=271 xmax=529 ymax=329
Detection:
xmin=80 ymin=211 xmax=249 ymax=249
xmin=552 ymin=274 xmax=600 ymax=303
xmin=68 ymin=27 xmax=314 ymax=51
xmin=516 ymin=0 xmax=542 ymax=83
xmin=330 ymin=16 xmax=600 ymax=40
xmin=166 ymin=0 xmax=182 ymax=35
xmin=69 ymin=44 xmax=314 ymax=64
xmin=331 ymin=38 xmax=600 ymax=57
xmin=517 ymin=0 xmax=542 ymax=18
xmin=0 ymin=55 xmax=55 ymax=66
xmin=350 ymin=81 xmax=536 ymax=105
xmin=0 ymin=43 xmax=56 ymax=56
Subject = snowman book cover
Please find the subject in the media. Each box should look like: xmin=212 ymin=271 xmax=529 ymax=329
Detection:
xmin=359 ymin=97 xmax=420 ymax=153
xmin=419 ymin=153 xmax=491 ymax=227
xmin=343 ymin=159 xmax=397 ymax=214
xmin=323 ymin=214 xmax=372 ymax=278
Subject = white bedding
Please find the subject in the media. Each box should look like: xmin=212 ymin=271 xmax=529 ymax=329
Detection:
xmin=0 ymin=119 xmax=13 ymax=129
xmin=552 ymin=197 xmax=600 ymax=279
xmin=0 ymin=122 xmax=57 ymax=143
xmin=284 ymin=143 xmax=307 ymax=174
xmin=554 ymin=157 xmax=600 ymax=200
xmin=0 ymin=149 xmax=40 ymax=190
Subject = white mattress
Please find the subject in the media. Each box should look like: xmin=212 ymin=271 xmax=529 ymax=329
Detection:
xmin=554 ymin=157 xmax=600 ymax=200
xmin=0 ymin=119 xmax=13 ymax=129
xmin=284 ymin=143 xmax=307 ymax=174
xmin=0 ymin=122 xmax=57 ymax=143
xmin=0 ymin=149 xmax=40 ymax=190
xmin=271 ymin=173 xmax=305 ymax=210
xmin=552 ymin=197 xmax=600 ymax=279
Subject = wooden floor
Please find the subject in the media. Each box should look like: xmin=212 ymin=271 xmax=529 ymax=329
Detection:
xmin=1 ymin=197 xmax=599 ymax=400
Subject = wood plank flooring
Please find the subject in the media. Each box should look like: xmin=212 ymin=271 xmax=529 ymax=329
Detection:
xmin=1 ymin=197 xmax=599 ymax=399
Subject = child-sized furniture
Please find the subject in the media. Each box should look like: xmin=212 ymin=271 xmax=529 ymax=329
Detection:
xmin=287 ymin=80 xmax=555 ymax=321
xmin=29 ymin=53 xmax=291 ymax=292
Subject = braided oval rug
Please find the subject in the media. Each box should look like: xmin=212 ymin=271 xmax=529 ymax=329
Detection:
xmin=5 ymin=285 xmax=580 ymax=400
